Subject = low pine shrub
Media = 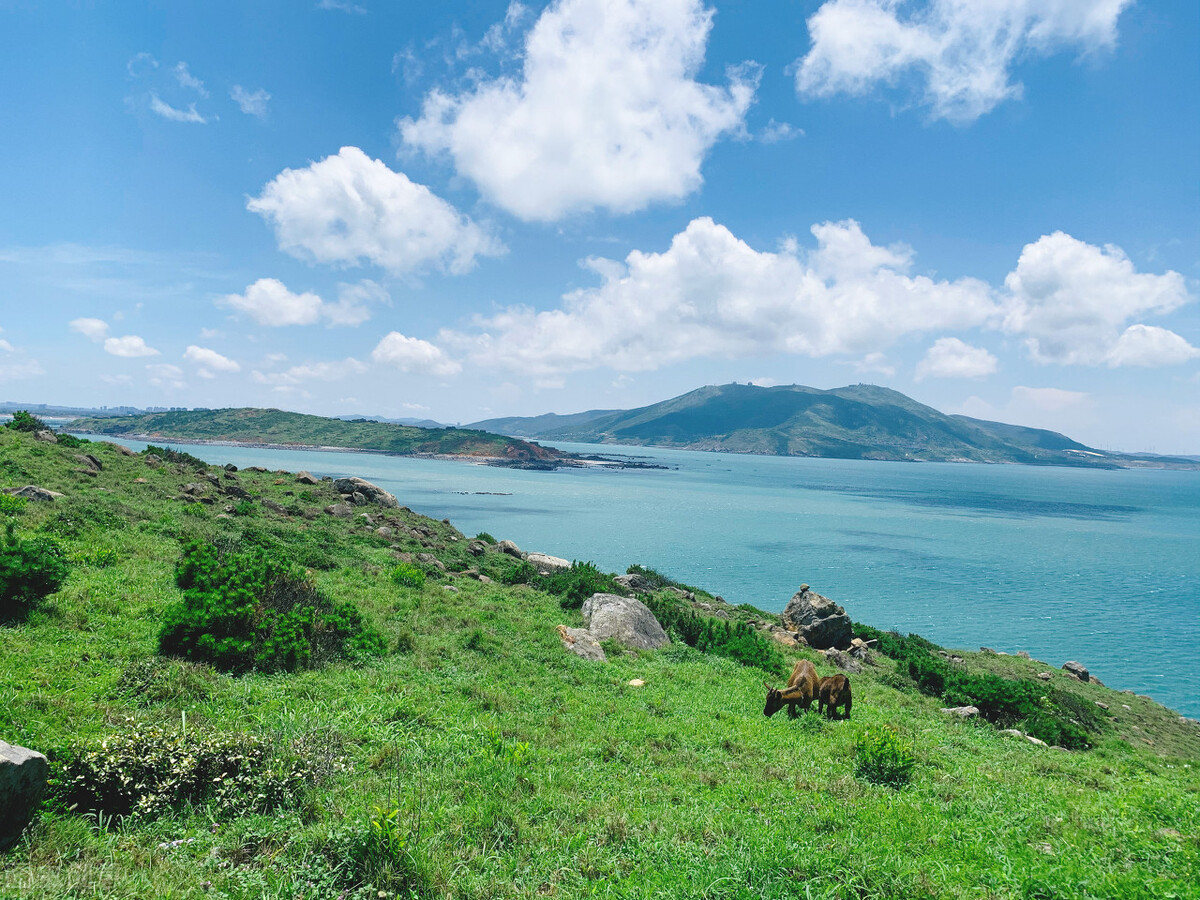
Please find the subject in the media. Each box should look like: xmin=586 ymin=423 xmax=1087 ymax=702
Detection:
xmin=159 ymin=540 xmax=385 ymax=673
xmin=144 ymin=444 xmax=208 ymax=470
xmin=644 ymin=590 xmax=783 ymax=674
xmin=854 ymin=727 xmax=917 ymax=787
xmin=57 ymin=719 xmax=329 ymax=820
xmin=55 ymin=432 xmax=89 ymax=449
xmin=0 ymin=521 xmax=70 ymax=621
xmin=474 ymin=531 xmax=496 ymax=544
xmin=543 ymin=560 xmax=619 ymax=610
xmin=7 ymin=410 xmax=47 ymax=433
xmin=391 ymin=562 xmax=427 ymax=589
xmin=496 ymin=557 xmax=538 ymax=586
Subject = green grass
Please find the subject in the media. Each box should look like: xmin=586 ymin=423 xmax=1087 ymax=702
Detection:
xmin=0 ymin=426 xmax=1198 ymax=899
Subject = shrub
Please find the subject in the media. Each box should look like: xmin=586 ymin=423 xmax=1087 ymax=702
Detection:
xmin=7 ymin=410 xmax=47 ymax=433
xmin=55 ymin=432 xmax=88 ymax=449
xmin=496 ymin=557 xmax=538 ymax=586
xmin=159 ymin=540 xmax=385 ymax=673
xmin=74 ymin=547 xmax=118 ymax=568
xmin=854 ymin=727 xmax=916 ymax=788
xmin=543 ymin=560 xmax=620 ymax=610
xmin=57 ymin=719 xmax=327 ymax=820
xmin=644 ymin=590 xmax=783 ymax=674
xmin=0 ymin=493 xmax=28 ymax=515
xmin=391 ymin=563 xmax=426 ymax=590
xmin=474 ymin=531 xmax=496 ymax=544
xmin=328 ymin=805 xmax=429 ymax=896
xmin=232 ymin=500 xmax=256 ymax=517
xmin=42 ymin=498 xmax=130 ymax=537
xmin=0 ymin=521 xmax=70 ymax=621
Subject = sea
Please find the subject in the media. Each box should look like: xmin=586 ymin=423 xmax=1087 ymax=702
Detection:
xmin=90 ymin=436 xmax=1200 ymax=718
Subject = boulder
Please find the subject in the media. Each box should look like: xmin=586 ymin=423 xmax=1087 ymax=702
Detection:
xmin=467 ymin=541 xmax=487 ymax=557
xmin=324 ymin=502 xmax=354 ymax=518
xmin=223 ymin=485 xmax=252 ymax=500
xmin=333 ymin=477 xmax=398 ymax=508
xmin=1 ymin=740 xmax=48 ymax=851
xmin=1062 ymin=661 xmax=1090 ymax=682
xmin=613 ymin=573 xmax=653 ymax=593
xmin=581 ymin=593 xmax=669 ymax=650
xmin=527 ymin=552 xmax=571 ymax=573
xmin=33 ymin=430 xmax=57 ymax=444
xmin=75 ymin=453 xmax=103 ymax=471
xmin=296 ymin=471 xmax=320 ymax=485
xmin=144 ymin=454 xmax=163 ymax=468
xmin=1037 ymin=672 xmax=1053 ymax=681
xmin=261 ymin=499 xmax=288 ymax=515
xmin=3 ymin=485 xmax=64 ymax=502
xmin=497 ymin=540 xmax=524 ymax=559
xmin=941 ymin=706 xmax=980 ymax=718
xmin=102 ymin=442 xmax=135 ymax=456
xmin=780 ymin=584 xmax=852 ymax=650
xmin=556 ymin=625 xmax=606 ymax=662
xmin=820 ymin=648 xmax=862 ymax=674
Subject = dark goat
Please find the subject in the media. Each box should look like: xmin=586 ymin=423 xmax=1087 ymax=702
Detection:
xmin=817 ymin=674 xmax=852 ymax=719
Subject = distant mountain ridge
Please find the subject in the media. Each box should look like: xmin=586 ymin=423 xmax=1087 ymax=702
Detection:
xmin=469 ymin=383 xmax=1197 ymax=469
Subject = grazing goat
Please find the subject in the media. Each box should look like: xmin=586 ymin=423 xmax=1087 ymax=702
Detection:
xmin=818 ymin=674 xmax=852 ymax=720
xmin=763 ymin=659 xmax=820 ymax=718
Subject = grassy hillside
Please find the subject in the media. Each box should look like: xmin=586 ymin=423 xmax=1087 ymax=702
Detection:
xmin=1 ymin=425 xmax=1198 ymax=899
xmin=70 ymin=408 xmax=564 ymax=464
xmin=472 ymin=383 xmax=1128 ymax=468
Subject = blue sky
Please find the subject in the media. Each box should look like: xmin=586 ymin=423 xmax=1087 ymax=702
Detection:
xmin=1 ymin=0 xmax=1197 ymax=452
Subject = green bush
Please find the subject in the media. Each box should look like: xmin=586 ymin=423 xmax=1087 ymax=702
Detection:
xmin=159 ymin=540 xmax=385 ymax=673
xmin=55 ymin=432 xmax=88 ymax=449
xmin=644 ymin=590 xmax=784 ymax=674
xmin=391 ymin=563 xmax=427 ymax=589
xmin=474 ymin=531 xmax=496 ymax=544
xmin=543 ymin=560 xmax=620 ymax=610
xmin=0 ymin=521 xmax=70 ymax=621
xmin=7 ymin=410 xmax=47 ymax=433
xmin=74 ymin=547 xmax=118 ymax=568
xmin=42 ymin=498 xmax=130 ymax=537
xmin=144 ymin=443 xmax=209 ymax=470
xmin=496 ymin=557 xmax=538 ymax=585
xmin=0 ymin=493 xmax=28 ymax=515
xmin=57 ymin=719 xmax=326 ymax=820
xmin=854 ymin=727 xmax=916 ymax=787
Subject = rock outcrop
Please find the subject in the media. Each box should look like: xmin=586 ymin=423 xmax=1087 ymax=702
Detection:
xmin=556 ymin=625 xmax=606 ymax=661
xmin=613 ymin=573 xmax=653 ymax=593
xmin=1063 ymin=661 xmax=1090 ymax=682
xmin=581 ymin=593 xmax=669 ymax=650
xmin=780 ymin=584 xmax=852 ymax=650
xmin=333 ymin=477 xmax=398 ymax=508
xmin=2 ymin=486 xmax=64 ymax=502
xmin=527 ymin=552 xmax=570 ymax=573
xmin=295 ymin=471 xmax=320 ymax=485
xmin=1 ymin=740 xmax=48 ymax=851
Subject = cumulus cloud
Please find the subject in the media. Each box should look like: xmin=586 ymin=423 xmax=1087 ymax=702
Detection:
xmin=231 ymin=85 xmax=270 ymax=118
xmin=1002 ymin=232 xmax=1191 ymax=366
xmin=173 ymin=62 xmax=208 ymax=96
xmin=252 ymin=357 xmax=367 ymax=387
xmin=218 ymin=277 xmax=388 ymax=327
xmin=444 ymin=216 xmax=995 ymax=375
xmin=795 ymin=0 xmax=1133 ymax=122
xmin=149 ymin=93 xmax=210 ymax=124
xmin=104 ymin=335 xmax=160 ymax=358
xmin=915 ymin=337 xmax=998 ymax=380
xmin=184 ymin=345 xmax=241 ymax=377
xmin=399 ymin=0 xmax=757 ymax=220
xmin=248 ymin=147 xmax=503 ymax=274
xmin=69 ymin=317 xmax=110 ymax=341
xmin=372 ymin=332 xmax=462 ymax=376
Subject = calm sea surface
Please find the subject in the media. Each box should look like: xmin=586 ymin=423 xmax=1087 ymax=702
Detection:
xmin=94 ymin=437 xmax=1200 ymax=717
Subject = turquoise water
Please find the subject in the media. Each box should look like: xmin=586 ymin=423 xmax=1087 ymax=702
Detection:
xmin=95 ymin=437 xmax=1200 ymax=717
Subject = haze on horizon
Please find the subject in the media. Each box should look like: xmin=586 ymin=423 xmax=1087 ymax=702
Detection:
xmin=1 ymin=1 xmax=1198 ymax=455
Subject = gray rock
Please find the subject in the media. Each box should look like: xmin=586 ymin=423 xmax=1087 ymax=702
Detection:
xmin=556 ymin=625 xmax=606 ymax=662
xmin=780 ymin=585 xmax=852 ymax=650
xmin=376 ymin=526 xmax=394 ymax=538
xmin=467 ymin=541 xmax=487 ymax=557
xmin=75 ymin=453 xmax=103 ymax=471
xmin=261 ymin=499 xmax=288 ymax=515
xmin=1062 ymin=661 xmax=1090 ymax=682
xmin=613 ymin=573 xmax=653 ymax=593
xmin=223 ymin=485 xmax=252 ymax=500
xmin=324 ymin=502 xmax=354 ymax=518
xmin=1 ymin=740 xmax=48 ymax=851
xmin=527 ymin=552 xmax=570 ymax=573
xmin=820 ymin=648 xmax=862 ymax=674
xmin=33 ymin=430 xmax=57 ymax=444
xmin=580 ymin=593 xmax=669 ymax=650
xmin=102 ymin=442 xmax=135 ymax=456
xmin=1037 ymin=672 xmax=1053 ymax=681
xmin=941 ymin=706 xmax=980 ymax=718
xmin=416 ymin=552 xmax=446 ymax=572
xmin=296 ymin=471 xmax=320 ymax=485
xmin=144 ymin=454 xmax=163 ymax=468
xmin=333 ymin=477 xmax=398 ymax=508
xmin=181 ymin=483 xmax=207 ymax=496
xmin=497 ymin=540 xmax=524 ymax=559
xmin=3 ymin=485 xmax=64 ymax=502
xmin=1017 ymin=650 xmax=1031 ymax=659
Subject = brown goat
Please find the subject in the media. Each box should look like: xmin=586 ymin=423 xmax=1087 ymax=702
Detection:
xmin=763 ymin=659 xmax=820 ymax=718
xmin=817 ymin=674 xmax=852 ymax=720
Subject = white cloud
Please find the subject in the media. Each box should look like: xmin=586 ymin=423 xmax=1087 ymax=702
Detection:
xmin=149 ymin=93 xmax=210 ymax=124
xmin=104 ymin=335 xmax=160 ymax=358
xmin=231 ymin=85 xmax=270 ymax=118
xmin=915 ymin=337 xmax=998 ymax=380
xmin=399 ymin=0 xmax=757 ymax=221
xmin=372 ymin=332 xmax=462 ymax=376
xmin=748 ymin=377 xmax=779 ymax=387
xmin=173 ymin=62 xmax=208 ymax=97
xmin=70 ymin=317 xmax=111 ymax=341
xmin=219 ymin=278 xmax=324 ymax=326
xmin=1010 ymin=385 xmax=1090 ymax=413
xmin=795 ymin=0 xmax=1133 ymax=122
xmin=317 ymin=0 xmax=366 ymax=12
xmin=101 ymin=374 xmax=134 ymax=386
xmin=127 ymin=52 xmax=158 ymax=77
xmin=1001 ymin=232 xmax=1191 ymax=366
xmin=0 ymin=338 xmax=11 ymax=353
xmin=445 ymin=216 xmax=996 ymax=375
xmin=252 ymin=357 xmax=367 ymax=386
xmin=146 ymin=363 xmax=186 ymax=389
xmin=218 ymin=277 xmax=388 ymax=327
xmin=248 ymin=146 xmax=503 ymax=274
xmin=184 ymin=345 xmax=241 ymax=377
xmin=1106 ymin=324 xmax=1200 ymax=367
xmin=852 ymin=351 xmax=896 ymax=377
xmin=199 ymin=327 xmax=222 ymax=339
xmin=0 ymin=359 xmax=44 ymax=381
xmin=760 ymin=119 xmax=802 ymax=143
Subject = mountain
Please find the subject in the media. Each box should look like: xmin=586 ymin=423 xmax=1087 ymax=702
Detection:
xmin=69 ymin=407 xmax=565 ymax=465
xmin=333 ymin=414 xmax=449 ymax=428
xmin=471 ymin=382 xmax=1188 ymax=468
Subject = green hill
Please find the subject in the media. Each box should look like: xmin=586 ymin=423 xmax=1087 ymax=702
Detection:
xmin=1 ymin=423 xmax=1197 ymax=899
xmin=473 ymin=382 xmax=1125 ymax=467
xmin=70 ymin=407 xmax=564 ymax=465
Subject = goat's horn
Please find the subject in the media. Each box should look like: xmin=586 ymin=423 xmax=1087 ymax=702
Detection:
xmin=763 ymin=681 xmax=772 ymax=690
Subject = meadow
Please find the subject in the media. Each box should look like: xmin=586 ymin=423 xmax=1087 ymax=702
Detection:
xmin=1 ymin=423 xmax=1197 ymax=900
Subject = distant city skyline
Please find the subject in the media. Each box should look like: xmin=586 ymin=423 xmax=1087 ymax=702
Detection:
xmin=1 ymin=1 xmax=1197 ymax=453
